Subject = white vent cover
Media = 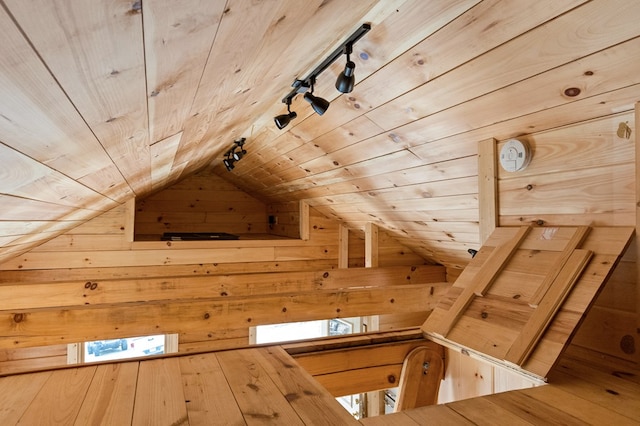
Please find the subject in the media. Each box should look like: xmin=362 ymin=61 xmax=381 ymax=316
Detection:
xmin=499 ymin=139 xmax=531 ymax=172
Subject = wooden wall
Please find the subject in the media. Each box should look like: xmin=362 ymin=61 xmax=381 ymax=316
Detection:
xmin=496 ymin=112 xmax=637 ymax=365
xmin=437 ymin=111 xmax=638 ymax=402
xmin=0 ymin=187 xmax=441 ymax=375
xmin=135 ymin=168 xmax=268 ymax=239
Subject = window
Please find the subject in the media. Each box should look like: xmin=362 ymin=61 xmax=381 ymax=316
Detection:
xmin=68 ymin=334 xmax=178 ymax=364
xmin=253 ymin=318 xmax=360 ymax=344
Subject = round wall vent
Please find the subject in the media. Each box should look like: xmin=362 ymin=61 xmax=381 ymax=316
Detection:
xmin=499 ymin=139 xmax=531 ymax=172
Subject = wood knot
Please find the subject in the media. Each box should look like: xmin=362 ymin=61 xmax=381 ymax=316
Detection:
xmin=13 ymin=313 xmax=24 ymax=323
xmin=564 ymin=87 xmax=581 ymax=97
xmin=323 ymin=272 xmax=329 ymax=278
xmin=481 ymin=311 xmax=488 ymax=319
xmin=204 ymin=313 xmax=210 ymax=320
xmin=387 ymin=375 xmax=396 ymax=384
xmin=620 ymin=334 xmax=635 ymax=354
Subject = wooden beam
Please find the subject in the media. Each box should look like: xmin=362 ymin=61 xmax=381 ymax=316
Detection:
xmin=0 ymin=265 xmax=445 ymax=311
xmin=293 ymin=340 xmax=437 ymax=376
xmin=287 ymin=330 xmax=443 ymax=398
xmin=315 ymin=364 xmax=402 ymax=397
xmin=283 ymin=328 xmax=424 ymax=355
xmin=478 ymin=138 xmax=498 ymax=245
xmin=1 ymin=283 xmax=449 ymax=349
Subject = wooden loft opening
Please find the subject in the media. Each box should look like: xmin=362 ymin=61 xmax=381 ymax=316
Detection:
xmin=133 ymin=168 xmax=308 ymax=242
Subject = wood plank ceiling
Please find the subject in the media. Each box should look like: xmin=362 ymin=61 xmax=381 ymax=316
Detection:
xmin=1 ymin=0 xmax=639 ymax=269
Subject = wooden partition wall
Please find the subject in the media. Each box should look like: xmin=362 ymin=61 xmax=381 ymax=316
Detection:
xmin=0 ymin=190 xmax=437 ymax=375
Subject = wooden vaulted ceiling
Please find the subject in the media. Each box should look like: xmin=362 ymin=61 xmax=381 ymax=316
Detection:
xmin=1 ymin=0 xmax=640 ymax=269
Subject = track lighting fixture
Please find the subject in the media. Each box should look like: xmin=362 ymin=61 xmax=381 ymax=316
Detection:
xmin=335 ymin=44 xmax=356 ymax=93
xmin=274 ymin=23 xmax=371 ymax=129
xmin=303 ymin=78 xmax=330 ymax=115
xmin=222 ymin=138 xmax=246 ymax=172
xmin=274 ymin=98 xmax=297 ymax=129
xmin=223 ymin=157 xmax=235 ymax=171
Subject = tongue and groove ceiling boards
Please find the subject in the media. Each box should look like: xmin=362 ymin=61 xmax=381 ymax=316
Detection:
xmin=0 ymin=0 xmax=639 ymax=269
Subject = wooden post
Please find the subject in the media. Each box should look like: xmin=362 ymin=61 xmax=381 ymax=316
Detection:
xmin=478 ymin=138 xmax=498 ymax=245
xmin=339 ymin=224 xmax=349 ymax=269
xmin=299 ymin=201 xmax=310 ymax=241
xmin=365 ymin=222 xmax=379 ymax=268
xmin=124 ymin=198 xmax=136 ymax=242
xmin=364 ymin=222 xmax=384 ymax=416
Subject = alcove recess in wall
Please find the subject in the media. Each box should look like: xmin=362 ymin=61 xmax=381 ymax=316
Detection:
xmin=133 ymin=169 xmax=303 ymax=241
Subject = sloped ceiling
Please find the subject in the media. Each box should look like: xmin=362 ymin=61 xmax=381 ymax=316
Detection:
xmin=1 ymin=0 xmax=639 ymax=269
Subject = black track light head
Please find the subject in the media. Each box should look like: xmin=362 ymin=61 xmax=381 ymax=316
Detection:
xmin=335 ymin=60 xmax=356 ymax=93
xmin=274 ymin=110 xmax=297 ymax=129
xmin=274 ymin=99 xmax=297 ymax=129
xmin=223 ymin=157 xmax=235 ymax=171
xmin=232 ymin=149 xmax=246 ymax=161
xmin=304 ymin=92 xmax=330 ymax=115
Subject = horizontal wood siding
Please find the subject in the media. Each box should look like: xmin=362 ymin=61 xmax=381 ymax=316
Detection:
xmin=497 ymin=113 xmax=637 ymax=365
xmin=0 ymin=197 xmax=439 ymax=373
xmin=135 ymin=169 xmax=268 ymax=238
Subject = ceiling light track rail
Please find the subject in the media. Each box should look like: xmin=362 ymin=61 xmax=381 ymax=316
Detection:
xmin=280 ymin=23 xmax=371 ymax=104
xmin=274 ymin=23 xmax=371 ymax=129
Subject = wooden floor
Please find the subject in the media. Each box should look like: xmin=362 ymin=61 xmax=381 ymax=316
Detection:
xmin=0 ymin=344 xmax=638 ymax=425
xmin=362 ymin=346 xmax=640 ymax=425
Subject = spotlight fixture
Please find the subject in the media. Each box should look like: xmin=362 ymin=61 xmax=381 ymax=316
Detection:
xmin=222 ymin=138 xmax=247 ymax=172
xmin=274 ymin=98 xmax=298 ymax=129
xmin=223 ymin=157 xmax=235 ymax=171
xmin=303 ymin=78 xmax=330 ymax=115
xmin=274 ymin=23 xmax=371 ymax=128
xmin=335 ymin=44 xmax=356 ymax=94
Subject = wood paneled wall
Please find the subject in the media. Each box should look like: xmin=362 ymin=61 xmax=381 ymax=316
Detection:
xmin=0 ymin=184 xmax=440 ymax=375
xmin=135 ymin=169 xmax=268 ymax=239
xmin=496 ymin=112 xmax=637 ymax=364
xmin=267 ymin=201 xmax=301 ymax=239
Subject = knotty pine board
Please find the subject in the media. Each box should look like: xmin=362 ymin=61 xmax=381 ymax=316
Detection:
xmin=1 ymin=283 xmax=448 ymax=349
xmin=256 ymin=346 xmax=360 ymax=424
xmin=132 ymin=358 xmax=188 ymax=425
xmin=75 ymin=362 xmax=139 ymax=425
xmin=15 ymin=367 xmax=96 ymax=425
xmin=179 ymin=354 xmax=246 ymax=425
xmin=150 ymin=132 xmax=183 ymax=191
xmin=0 ymin=265 xmax=445 ymax=311
xmin=6 ymin=0 xmax=151 ymax=196
xmin=215 ymin=348 xmax=306 ymax=425
xmin=0 ymin=6 xmax=131 ymax=202
xmin=0 ymin=371 xmax=52 ymax=424
xmin=143 ymin=1 xmax=225 ymax=144
xmin=366 ymin=0 xmax=627 ymax=131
